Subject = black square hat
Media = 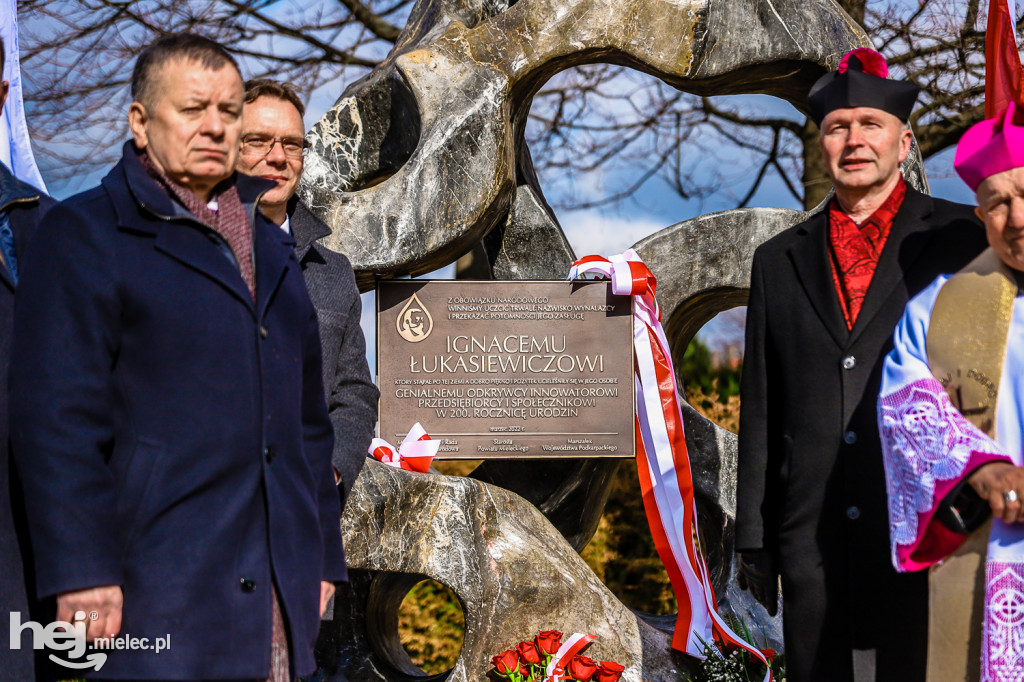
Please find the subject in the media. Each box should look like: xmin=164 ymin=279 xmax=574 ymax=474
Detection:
xmin=808 ymin=48 xmax=920 ymax=125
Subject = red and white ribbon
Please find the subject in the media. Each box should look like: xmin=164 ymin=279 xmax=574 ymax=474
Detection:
xmin=569 ymin=250 xmax=770 ymax=680
xmin=544 ymin=632 xmax=596 ymax=682
xmin=368 ymin=422 xmax=440 ymax=473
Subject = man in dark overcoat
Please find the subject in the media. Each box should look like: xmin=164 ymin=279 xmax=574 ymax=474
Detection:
xmin=9 ymin=34 xmax=344 ymax=680
xmin=236 ymin=79 xmax=378 ymax=508
xmin=736 ymin=48 xmax=988 ymax=681
xmin=0 ymin=35 xmax=56 ymax=680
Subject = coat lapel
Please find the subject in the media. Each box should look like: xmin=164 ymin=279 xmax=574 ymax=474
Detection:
xmin=108 ymin=145 xmax=277 ymax=314
xmin=288 ymin=199 xmax=330 ymax=263
xmin=153 ymin=222 xmax=256 ymax=312
xmin=254 ymin=218 xmax=296 ymax=321
xmin=847 ymin=188 xmax=935 ymax=345
xmin=787 ymin=209 xmax=848 ymax=347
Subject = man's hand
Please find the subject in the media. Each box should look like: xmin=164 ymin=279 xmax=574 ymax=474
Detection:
xmin=968 ymin=462 xmax=1024 ymax=524
xmin=57 ymin=585 xmax=123 ymax=642
xmin=320 ymin=581 xmax=336 ymax=617
xmin=736 ymin=550 xmax=779 ymax=616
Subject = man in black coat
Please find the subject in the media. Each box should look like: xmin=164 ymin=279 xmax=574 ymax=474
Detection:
xmin=0 ymin=35 xmax=57 ymax=681
xmin=736 ymin=48 xmax=988 ymax=681
xmin=9 ymin=35 xmax=344 ymax=679
xmin=236 ymin=79 xmax=378 ymax=508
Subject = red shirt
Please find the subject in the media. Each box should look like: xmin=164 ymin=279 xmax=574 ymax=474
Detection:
xmin=828 ymin=176 xmax=906 ymax=330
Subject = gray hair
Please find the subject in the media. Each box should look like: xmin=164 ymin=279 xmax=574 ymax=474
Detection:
xmin=131 ymin=33 xmax=241 ymax=109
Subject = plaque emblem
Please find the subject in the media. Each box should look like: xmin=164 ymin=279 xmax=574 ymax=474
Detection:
xmin=396 ymin=292 xmax=433 ymax=342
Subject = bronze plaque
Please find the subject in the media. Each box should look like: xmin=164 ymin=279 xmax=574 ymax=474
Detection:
xmin=377 ymin=280 xmax=634 ymax=459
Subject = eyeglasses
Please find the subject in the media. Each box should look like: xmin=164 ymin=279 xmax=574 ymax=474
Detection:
xmin=240 ymin=135 xmax=309 ymax=158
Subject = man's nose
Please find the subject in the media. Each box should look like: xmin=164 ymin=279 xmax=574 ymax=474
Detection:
xmin=200 ymin=107 xmax=225 ymax=137
xmin=845 ymin=124 xmax=864 ymax=147
xmin=1009 ymin=196 xmax=1024 ymax=230
xmin=265 ymin=141 xmax=288 ymax=165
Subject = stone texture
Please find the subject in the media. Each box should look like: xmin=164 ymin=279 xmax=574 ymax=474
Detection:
xmin=301 ymin=0 xmax=872 ymax=290
xmin=482 ymin=146 xmax=577 ymax=282
xmin=317 ymin=460 xmax=692 ymax=680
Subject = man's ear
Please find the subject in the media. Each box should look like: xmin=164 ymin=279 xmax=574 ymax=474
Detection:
xmin=127 ymin=101 xmax=149 ymax=149
xmin=0 ymin=80 xmax=8 ymax=111
xmin=897 ymin=125 xmax=914 ymax=164
xmin=975 ymin=204 xmax=985 ymax=224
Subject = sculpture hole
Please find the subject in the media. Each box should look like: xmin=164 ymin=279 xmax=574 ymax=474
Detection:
xmin=682 ymin=307 xmax=745 ymax=434
xmin=431 ymin=460 xmax=483 ymax=477
xmin=582 ymin=458 xmax=675 ymax=615
xmin=581 ymin=308 xmax=744 ymax=616
xmin=365 ymin=572 xmax=465 ymax=679
xmin=582 ymin=462 xmax=732 ymax=621
xmin=398 ymin=579 xmax=466 ymax=676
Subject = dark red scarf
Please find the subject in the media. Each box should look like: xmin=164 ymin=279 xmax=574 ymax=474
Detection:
xmin=828 ymin=176 xmax=906 ymax=329
xmin=139 ymin=149 xmax=255 ymax=299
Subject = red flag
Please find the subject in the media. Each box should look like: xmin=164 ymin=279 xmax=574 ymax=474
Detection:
xmin=985 ymin=0 xmax=1024 ymax=118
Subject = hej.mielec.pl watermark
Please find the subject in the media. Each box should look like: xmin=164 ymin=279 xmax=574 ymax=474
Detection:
xmin=9 ymin=611 xmax=171 ymax=671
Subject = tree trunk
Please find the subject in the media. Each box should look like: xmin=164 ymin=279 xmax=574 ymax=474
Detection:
xmin=801 ymin=120 xmax=831 ymax=210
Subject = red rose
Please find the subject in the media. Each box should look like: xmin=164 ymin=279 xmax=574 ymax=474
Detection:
xmin=566 ymin=654 xmax=599 ymax=681
xmin=536 ymin=630 xmax=563 ymax=655
xmin=517 ymin=640 xmax=542 ymax=665
xmin=761 ymin=648 xmax=776 ymax=661
xmin=492 ymin=649 xmax=520 ymax=676
xmin=594 ymin=660 xmax=625 ymax=682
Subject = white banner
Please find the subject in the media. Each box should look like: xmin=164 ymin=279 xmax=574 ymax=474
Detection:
xmin=1 ymin=0 xmax=46 ymax=192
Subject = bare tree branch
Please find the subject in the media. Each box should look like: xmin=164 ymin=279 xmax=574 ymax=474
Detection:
xmin=17 ymin=0 xmax=1012 ymax=209
xmin=333 ymin=0 xmax=402 ymax=41
xmin=19 ymin=0 xmax=408 ymax=183
xmin=221 ymin=0 xmax=380 ymax=67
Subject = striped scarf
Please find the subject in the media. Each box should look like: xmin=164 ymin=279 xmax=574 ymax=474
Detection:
xmin=138 ymin=150 xmax=255 ymax=299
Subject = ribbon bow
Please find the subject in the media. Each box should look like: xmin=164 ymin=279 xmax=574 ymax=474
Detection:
xmin=568 ymin=249 xmax=659 ymax=322
xmin=368 ymin=422 xmax=440 ymax=473
xmin=544 ymin=633 xmax=596 ymax=682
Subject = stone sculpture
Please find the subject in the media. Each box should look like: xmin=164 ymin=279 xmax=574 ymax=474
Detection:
xmin=323 ymin=461 xmax=688 ymax=681
xmin=302 ymin=0 xmax=929 ymax=678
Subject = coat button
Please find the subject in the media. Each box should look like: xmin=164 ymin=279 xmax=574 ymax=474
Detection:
xmin=842 ymin=355 xmax=856 ymax=370
xmin=260 ymin=325 xmax=268 ymax=339
xmin=240 ymin=578 xmax=256 ymax=592
xmin=844 ymin=431 xmax=857 ymax=445
xmin=846 ymin=506 xmax=861 ymax=520
xmin=264 ymin=446 xmax=276 ymax=463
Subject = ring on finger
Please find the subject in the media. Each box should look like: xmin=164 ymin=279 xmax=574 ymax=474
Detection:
xmin=1004 ymin=490 xmax=1019 ymax=505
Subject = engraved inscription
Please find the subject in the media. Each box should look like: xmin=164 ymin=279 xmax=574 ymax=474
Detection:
xmin=378 ymin=281 xmax=634 ymax=459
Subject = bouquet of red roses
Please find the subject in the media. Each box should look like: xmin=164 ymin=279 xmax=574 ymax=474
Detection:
xmin=490 ymin=629 xmax=625 ymax=681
